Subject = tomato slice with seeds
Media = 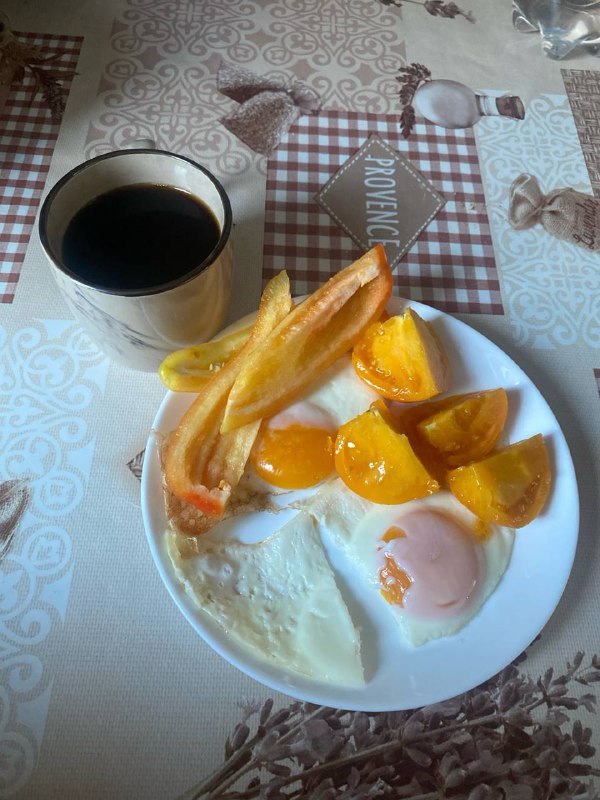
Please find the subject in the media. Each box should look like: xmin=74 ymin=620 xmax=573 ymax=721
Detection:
xmin=415 ymin=388 xmax=508 ymax=468
xmin=334 ymin=404 xmax=439 ymax=505
xmin=447 ymin=434 xmax=551 ymax=528
xmin=352 ymin=309 xmax=450 ymax=402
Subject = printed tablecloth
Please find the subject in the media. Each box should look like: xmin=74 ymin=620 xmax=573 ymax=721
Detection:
xmin=1 ymin=1 xmax=599 ymax=798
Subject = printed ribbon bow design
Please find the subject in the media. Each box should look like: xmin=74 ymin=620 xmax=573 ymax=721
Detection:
xmin=217 ymin=61 xmax=320 ymax=156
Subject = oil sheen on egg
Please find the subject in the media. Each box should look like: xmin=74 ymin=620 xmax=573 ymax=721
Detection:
xmin=166 ymin=511 xmax=364 ymax=687
xmin=306 ymin=480 xmax=514 ymax=646
xmin=250 ymin=354 xmax=380 ymax=491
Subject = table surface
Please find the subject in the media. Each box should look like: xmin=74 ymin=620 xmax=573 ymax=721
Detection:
xmin=1 ymin=1 xmax=599 ymax=798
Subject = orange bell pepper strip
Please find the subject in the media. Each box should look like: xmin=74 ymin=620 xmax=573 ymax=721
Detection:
xmin=220 ymin=244 xmax=393 ymax=434
xmin=162 ymin=271 xmax=293 ymax=517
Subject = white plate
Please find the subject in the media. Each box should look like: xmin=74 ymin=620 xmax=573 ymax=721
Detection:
xmin=141 ymin=297 xmax=579 ymax=711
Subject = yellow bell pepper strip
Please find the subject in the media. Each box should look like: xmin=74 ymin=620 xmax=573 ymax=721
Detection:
xmin=220 ymin=245 xmax=393 ymax=434
xmin=158 ymin=325 xmax=252 ymax=393
xmin=162 ymin=271 xmax=293 ymax=518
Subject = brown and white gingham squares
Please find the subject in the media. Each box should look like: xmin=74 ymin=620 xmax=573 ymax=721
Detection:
xmin=0 ymin=32 xmax=82 ymax=304
xmin=263 ymin=110 xmax=503 ymax=315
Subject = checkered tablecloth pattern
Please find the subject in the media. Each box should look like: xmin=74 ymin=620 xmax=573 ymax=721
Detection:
xmin=263 ymin=110 xmax=502 ymax=315
xmin=0 ymin=32 xmax=82 ymax=304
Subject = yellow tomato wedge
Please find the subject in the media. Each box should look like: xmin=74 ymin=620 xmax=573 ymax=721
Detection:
xmin=158 ymin=325 xmax=252 ymax=393
xmin=447 ymin=434 xmax=551 ymax=528
xmin=409 ymin=388 xmax=509 ymax=468
xmin=162 ymin=271 xmax=293 ymax=518
xmin=334 ymin=403 xmax=439 ymax=505
xmin=220 ymin=245 xmax=393 ymax=434
xmin=352 ymin=308 xmax=451 ymax=402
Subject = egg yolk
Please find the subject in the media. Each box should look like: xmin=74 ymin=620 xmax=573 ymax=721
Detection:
xmin=377 ymin=511 xmax=484 ymax=619
xmin=380 ymin=553 xmax=413 ymax=606
xmin=378 ymin=526 xmax=412 ymax=605
xmin=251 ymin=424 xmax=334 ymax=489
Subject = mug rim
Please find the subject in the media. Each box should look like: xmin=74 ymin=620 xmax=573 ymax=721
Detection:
xmin=38 ymin=149 xmax=233 ymax=298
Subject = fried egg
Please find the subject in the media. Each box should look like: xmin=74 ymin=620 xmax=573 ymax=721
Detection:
xmin=249 ymin=354 xmax=380 ymax=491
xmin=306 ymin=479 xmax=514 ymax=646
xmin=166 ymin=510 xmax=364 ymax=687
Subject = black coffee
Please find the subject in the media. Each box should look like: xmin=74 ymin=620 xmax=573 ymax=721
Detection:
xmin=61 ymin=183 xmax=221 ymax=292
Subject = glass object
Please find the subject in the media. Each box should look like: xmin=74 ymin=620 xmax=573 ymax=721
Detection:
xmin=513 ymin=0 xmax=600 ymax=59
xmin=413 ymin=80 xmax=525 ymax=130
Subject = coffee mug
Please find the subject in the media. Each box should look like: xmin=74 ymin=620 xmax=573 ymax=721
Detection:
xmin=39 ymin=149 xmax=233 ymax=371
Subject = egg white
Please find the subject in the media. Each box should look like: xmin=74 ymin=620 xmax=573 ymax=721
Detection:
xmin=305 ymin=479 xmax=514 ymax=647
xmin=166 ymin=510 xmax=364 ymax=687
xmin=163 ymin=354 xmax=380 ymax=686
xmin=283 ymin=353 xmax=382 ymax=428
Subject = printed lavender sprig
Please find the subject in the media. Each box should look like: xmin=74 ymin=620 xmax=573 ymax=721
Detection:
xmin=0 ymin=12 xmax=76 ymax=121
xmin=379 ymin=0 xmax=476 ymax=23
xmin=396 ymin=62 xmax=432 ymax=138
xmin=178 ymin=652 xmax=600 ymax=800
xmin=0 ymin=479 xmax=30 ymax=562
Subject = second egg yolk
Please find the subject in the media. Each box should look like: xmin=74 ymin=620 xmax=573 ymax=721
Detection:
xmin=378 ymin=527 xmax=412 ymax=606
xmin=251 ymin=424 xmax=334 ymax=489
xmin=379 ymin=554 xmax=413 ymax=606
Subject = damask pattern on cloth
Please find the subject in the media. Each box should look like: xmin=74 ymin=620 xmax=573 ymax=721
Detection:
xmin=0 ymin=322 xmax=108 ymax=797
xmin=262 ymin=110 xmax=500 ymax=314
xmin=475 ymin=94 xmax=600 ymax=350
xmin=84 ymin=0 xmax=405 ymax=171
xmin=0 ymin=33 xmax=81 ymax=304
